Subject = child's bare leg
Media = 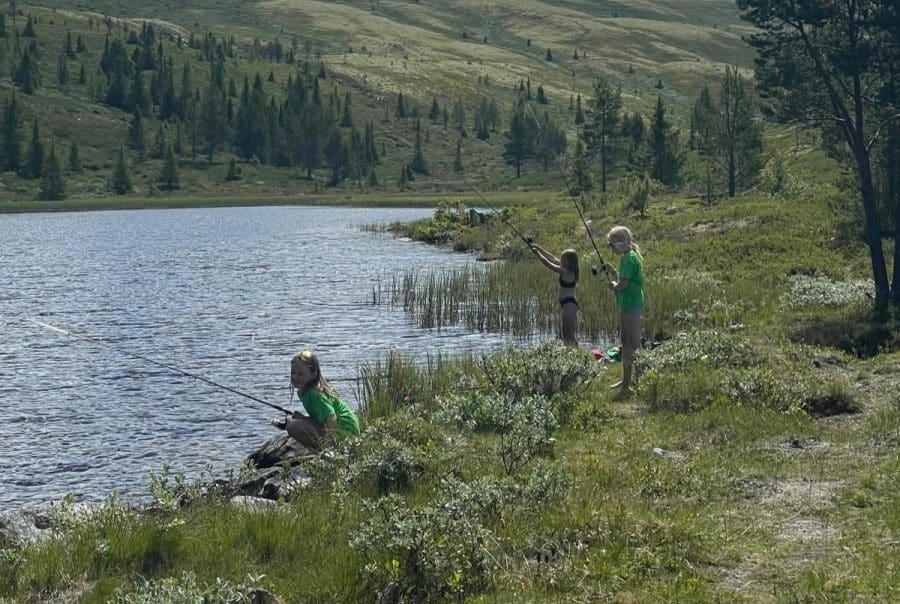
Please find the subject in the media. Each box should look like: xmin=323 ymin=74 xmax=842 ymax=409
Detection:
xmin=285 ymin=416 xmax=326 ymax=449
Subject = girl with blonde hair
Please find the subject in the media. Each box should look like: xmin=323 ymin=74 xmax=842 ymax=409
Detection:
xmin=271 ymin=350 xmax=360 ymax=448
xmin=603 ymin=226 xmax=644 ymax=394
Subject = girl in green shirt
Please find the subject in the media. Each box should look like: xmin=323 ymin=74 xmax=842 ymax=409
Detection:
xmin=602 ymin=226 xmax=644 ymax=395
xmin=271 ymin=350 xmax=361 ymax=448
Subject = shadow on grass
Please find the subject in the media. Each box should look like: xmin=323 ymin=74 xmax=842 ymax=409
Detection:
xmin=787 ymin=306 xmax=899 ymax=358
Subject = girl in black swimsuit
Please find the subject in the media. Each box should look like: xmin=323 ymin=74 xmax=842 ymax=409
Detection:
xmin=529 ymin=244 xmax=580 ymax=346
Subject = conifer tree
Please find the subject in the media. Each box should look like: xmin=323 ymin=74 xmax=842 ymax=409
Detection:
xmin=56 ymin=53 xmax=68 ymax=87
xmin=536 ymin=84 xmax=547 ymax=104
xmin=67 ymin=140 xmax=81 ymax=173
xmin=76 ymin=34 xmax=87 ymax=52
xmin=715 ymin=66 xmax=763 ymax=197
xmin=111 ymin=146 xmax=132 ymax=194
xmin=340 ymin=95 xmax=353 ymax=128
xmin=78 ymin=62 xmax=86 ymax=85
xmin=503 ymin=100 xmax=531 ymax=178
xmin=395 ymin=92 xmax=406 ymax=118
xmin=64 ymin=31 xmax=75 ymax=58
xmin=0 ymin=13 xmax=6 ymax=38
xmin=127 ymin=110 xmax=146 ymax=160
xmin=22 ymin=15 xmax=35 ymax=37
xmin=585 ymin=78 xmax=623 ymax=193
xmin=648 ymin=96 xmax=682 ymax=186
xmin=453 ymin=137 xmax=464 ymax=172
xmin=24 ymin=120 xmax=44 ymax=179
xmin=452 ymin=99 xmax=466 ymax=134
xmin=15 ymin=45 xmax=38 ymax=94
xmin=1 ymin=94 xmax=22 ymax=173
xmin=410 ymin=118 xmax=429 ymax=175
xmin=364 ymin=120 xmax=379 ymax=166
xmin=428 ymin=96 xmax=440 ymax=123
xmin=545 ymin=48 xmax=553 ymax=61
xmin=570 ymin=136 xmax=592 ymax=197
xmin=153 ymin=122 xmax=166 ymax=159
xmin=159 ymin=142 xmax=179 ymax=189
xmin=200 ymin=83 xmax=225 ymax=162
xmin=39 ymin=141 xmax=65 ymax=200
xmin=574 ymin=94 xmax=584 ymax=124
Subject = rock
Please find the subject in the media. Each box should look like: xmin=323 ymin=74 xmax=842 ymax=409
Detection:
xmin=0 ymin=508 xmax=53 ymax=546
xmin=248 ymin=432 xmax=316 ymax=469
xmin=235 ymin=433 xmax=316 ymax=500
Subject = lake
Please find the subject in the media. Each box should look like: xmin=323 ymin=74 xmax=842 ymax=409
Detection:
xmin=0 ymin=206 xmax=515 ymax=508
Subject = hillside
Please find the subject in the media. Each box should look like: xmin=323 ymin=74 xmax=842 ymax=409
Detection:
xmin=0 ymin=1 xmax=754 ymax=203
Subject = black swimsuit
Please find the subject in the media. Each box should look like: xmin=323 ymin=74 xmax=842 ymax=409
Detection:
xmin=559 ymin=276 xmax=577 ymax=307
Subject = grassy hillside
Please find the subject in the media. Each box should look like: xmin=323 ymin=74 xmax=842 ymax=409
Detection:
xmin=0 ymin=1 xmax=753 ymax=203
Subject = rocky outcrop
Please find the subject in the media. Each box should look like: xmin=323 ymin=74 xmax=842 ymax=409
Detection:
xmin=232 ymin=432 xmax=316 ymax=500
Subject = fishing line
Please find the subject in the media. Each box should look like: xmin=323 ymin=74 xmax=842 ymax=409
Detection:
xmin=523 ymin=102 xmax=613 ymax=276
xmin=467 ymin=186 xmax=533 ymax=248
xmin=27 ymin=318 xmax=294 ymax=415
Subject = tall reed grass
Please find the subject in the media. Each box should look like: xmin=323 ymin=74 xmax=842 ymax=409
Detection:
xmin=378 ymin=260 xmax=752 ymax=344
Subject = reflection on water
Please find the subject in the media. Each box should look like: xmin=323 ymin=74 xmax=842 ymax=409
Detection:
xmin=0 ymin=206 xmax=515 ymax=507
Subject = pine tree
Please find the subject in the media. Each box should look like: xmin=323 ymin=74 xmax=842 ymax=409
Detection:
xmin=453 ymin=137 xmax=464 ymax=172
xmin=111 ymin=146 xmax=132 ymax=194
xmin=584 ymin=78 xmax=623 ymax=193
xmin=340 ymin=95 xmax=353 ymax=127
xmin=159 ymin=142 xmax=179 ymax=189
xmin=0 ymin=13 xmax=6 ymax=38
xmin=78 ymin=62 xmax=86 ymax=85
xmin=545 ymin=48 xmax=553 ymax=61
xmin=56 ymin=54 xmax=69 ymax=87
xmin=24 ymin=120 xmax=44 ymax=179
xmin=153 ymin=122 xmax=166 ymax=159
xmin=1 ymin=94 xmax=22 ymax=173
xmin=503 ymin=100 xmax=530 ymax=178
xmin=715 ymin=66 xmax=763 ymax=197
xmin=410 ymin=118 xmax=429 ymax=175
xmin=22 ymin=15 xmax=35 ymax=37
xmin=648 ymin=96 xmax=682 ymax=186
xmin=574 ymin=94 xmax=584 ymax=125
xmin=428 ymin=96 xmax=440 ymax=123
xmin=395 ymin=92 xmax=406 ymax=118
xmin=536 ymin=84 xmax=547 ymax=104
xmin=570 ymin=136 xmax=592 ymax=196
xmin=39 ymin=141 xmax=66 ymax=200
xmin=127 ymin=110 xmax=146 ymax=161
xmin=199 ymin=83 xmax=225 ymax=162
xmin=67 ymin=140 xmax=81 ymax=173
xmin=76 ymin=34 xmax=87 ymax=52
xmin=15 ymin=46 xmax=38 ymax=94
xmin=64 ymin=31 xmax=75 ymax=58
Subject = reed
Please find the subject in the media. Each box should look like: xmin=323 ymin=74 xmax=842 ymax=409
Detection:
xmin=381 ymin=260 xmax=747 ymax=345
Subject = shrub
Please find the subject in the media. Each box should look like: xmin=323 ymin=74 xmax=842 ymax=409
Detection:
xmin=110 ymin=571 xmax=263 ymax=603
xmin=304 ymin=417 xmax=446 ymax=496
xmin=352 ymin=494 xmax=496 ymax=601
xmin=480 ymin=341 xmax=600 ymax=402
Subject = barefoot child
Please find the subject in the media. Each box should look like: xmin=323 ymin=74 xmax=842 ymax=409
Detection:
xmin=529 ymin=244 xmax=580 ymax=346
xmin=603 ymin=227 xmax=644 ymax=394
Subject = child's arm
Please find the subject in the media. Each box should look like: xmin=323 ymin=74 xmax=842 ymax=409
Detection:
xmin=530 ymin=244 xmax=562 ymax=272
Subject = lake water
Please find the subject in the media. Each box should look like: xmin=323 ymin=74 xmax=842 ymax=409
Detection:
xmin=0 ymin=206 xmax=515 ymax=508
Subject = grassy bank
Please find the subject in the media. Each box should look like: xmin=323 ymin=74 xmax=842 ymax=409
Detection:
xmin=1 ymin=165 xmax=897 ymax=602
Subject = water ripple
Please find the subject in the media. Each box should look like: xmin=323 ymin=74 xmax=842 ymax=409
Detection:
xmin=0 ymin=206 xmax=516 ymax=508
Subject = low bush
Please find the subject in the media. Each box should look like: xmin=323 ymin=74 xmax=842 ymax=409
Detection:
xmin=110 ymin=571 xmax=264 ymax=604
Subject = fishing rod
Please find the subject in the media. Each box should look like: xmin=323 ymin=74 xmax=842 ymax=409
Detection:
xmin=523 ymin=102 xmax=614 ymax=277
xmin=27 ymin=318 xmax=294 ymax=415
xmin=467 ymin=186 xmax=534 ymax=248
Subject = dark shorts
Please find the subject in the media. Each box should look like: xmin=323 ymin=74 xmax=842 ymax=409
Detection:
xmin=559 ymin=296 xmax=578 ymax=307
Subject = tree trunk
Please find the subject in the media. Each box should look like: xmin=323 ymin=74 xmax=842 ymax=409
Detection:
xmin=855 ymin=146 xmax=891 ymax=309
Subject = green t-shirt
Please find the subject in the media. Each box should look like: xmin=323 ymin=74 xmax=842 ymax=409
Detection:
xmin=616 ymin=250 xmax=644 ymax=311
xmin=299 ymin=388 xmax=361 ymax=435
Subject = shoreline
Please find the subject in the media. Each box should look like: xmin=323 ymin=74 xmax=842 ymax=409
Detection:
xmin=0 ymin=191 xmax=524 ymax=214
